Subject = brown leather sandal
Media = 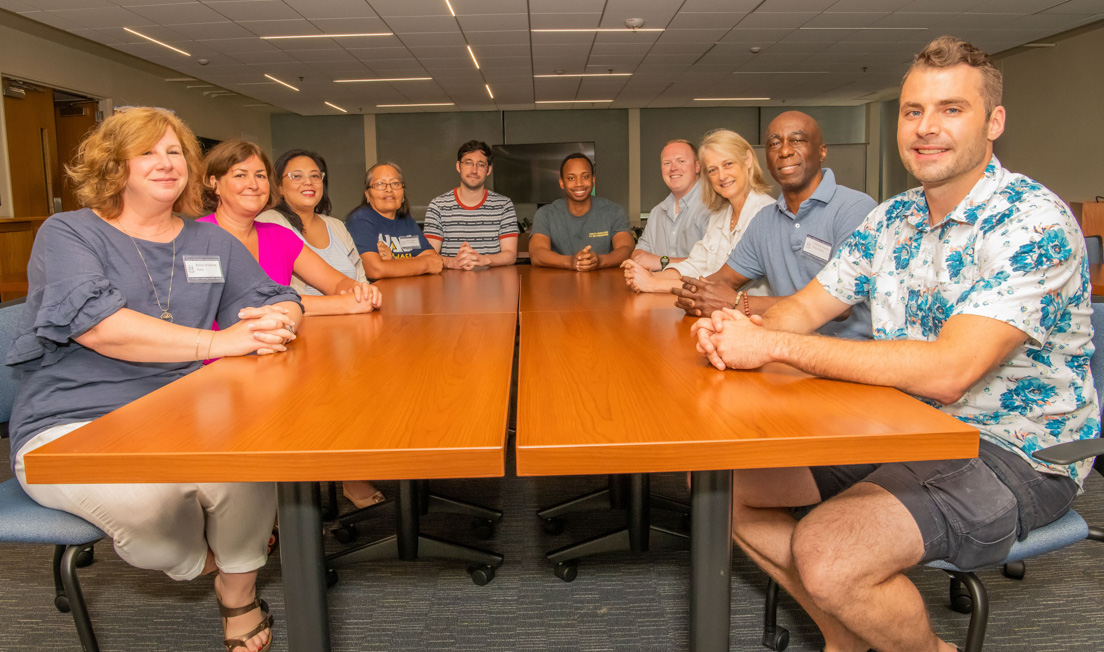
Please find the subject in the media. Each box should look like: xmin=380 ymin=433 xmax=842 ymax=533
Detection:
xmin=218 ymin=596 xmax=273 ymax=652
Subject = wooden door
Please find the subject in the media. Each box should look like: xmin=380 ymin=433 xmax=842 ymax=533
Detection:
xmin=54 ymin=101 xmax=99 ymax=212
xmin=3 ymin=80 xmax=57 ymax=216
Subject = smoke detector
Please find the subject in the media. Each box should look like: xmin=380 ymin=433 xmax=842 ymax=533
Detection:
xmin=624 ymin=17 xmax=645 ymax=30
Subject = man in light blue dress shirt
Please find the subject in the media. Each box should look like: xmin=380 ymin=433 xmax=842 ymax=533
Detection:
xmin=632 ymin=139 xmax=712 ymax=271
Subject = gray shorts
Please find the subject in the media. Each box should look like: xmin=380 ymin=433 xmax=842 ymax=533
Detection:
xmin=808 ymin=440 xmax=1079 ymax=570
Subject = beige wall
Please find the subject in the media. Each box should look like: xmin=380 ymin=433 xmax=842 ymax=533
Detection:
xmin=994 ymin=22 xmax=1104 ymax=204
xmin=0 ymin=10 xmax=272 ymax=217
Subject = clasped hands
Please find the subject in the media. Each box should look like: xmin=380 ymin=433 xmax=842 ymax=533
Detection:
xmin=224 ymin=305 xmax=300 ymax=356
xmin=619 ymin=259 xmax=654 ymax=292
xmin=690 ymin=308 xmax=774 ymax=371
xmin=573 ymin=245 xmax=600 ymax=272
xmin=672 ymin=275 xmax=738 ymax=317
xmin=451 ymin=241 xmax=488 ymax=270
xmin=337 ymin=280 xmax=383 ymax=311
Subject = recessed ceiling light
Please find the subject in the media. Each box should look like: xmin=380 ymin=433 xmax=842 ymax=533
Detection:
xmin=260 ymin=33 xmax=392 ymax=40
xmin=467 ymin=45 xmax=480 ymax=69
xmin=534 ymin=73 xmax=632 ymax=78
xmin=325 ymin=101 xmax=348 ymax=113
xmin=693 ymin=97 xmax=770 ymax=101
xmin=124 ymin=28 xmax=190 ymax=56
xmin=444 ymin=0 xmax=456 ymax=17
xmin=531 ymin=28 xmax=664 ymax=33
xmin=334 ymin=77 xmax=433 ymax=83
xmin=485 ymin=84 xmax=494 ymax=99
xmin=264 ymin=74 xmax=300 ymax=91
xmin=376 ymin=102 xmax=455 ymax=108
xmin=536 ymin=99 xmax=614 ymax=104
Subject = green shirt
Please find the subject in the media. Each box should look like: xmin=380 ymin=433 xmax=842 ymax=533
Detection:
xmin=532 ymin=197 xmax=631 ymax=256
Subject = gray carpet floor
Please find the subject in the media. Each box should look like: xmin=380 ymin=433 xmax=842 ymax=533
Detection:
xmin=2 ymin=435 xmax=1104 ymax=651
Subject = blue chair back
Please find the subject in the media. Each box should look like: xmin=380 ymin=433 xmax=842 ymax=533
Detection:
xmin=1086 ymin=235 xmax=1104 ymax=266
xmin=0 ymin=298 xmax=25 ymax=425
xmin=1091 ymin=306 xmax=1104 ymax=409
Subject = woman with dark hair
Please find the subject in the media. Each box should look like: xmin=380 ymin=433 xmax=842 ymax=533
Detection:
xmin=346 ymin=162 xmax=442 ymax=280
xmin=198 ymin=140 xmax=381 ymax=315
xmin=6 ymin=107 xmax=302 ymax=652
xmin=256 ymin=149 xmax=368 ymax=296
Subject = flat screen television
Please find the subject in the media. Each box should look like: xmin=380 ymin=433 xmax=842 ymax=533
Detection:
xmin=491 ymin=142 xmax=595 ymax=205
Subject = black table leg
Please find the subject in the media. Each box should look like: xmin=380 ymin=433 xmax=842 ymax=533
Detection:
xmin=690 ymin=470 xmax=733 ymax=652
xmin=277 ymin=481 xmax=331 ymax=651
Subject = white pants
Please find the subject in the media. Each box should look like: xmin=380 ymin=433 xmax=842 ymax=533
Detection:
xmin=16 ymin=421 xmax=276 ymax=581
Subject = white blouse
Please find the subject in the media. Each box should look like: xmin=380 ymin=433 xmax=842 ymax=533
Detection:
xmin=670 ymin=190 xmax=775 ymax=295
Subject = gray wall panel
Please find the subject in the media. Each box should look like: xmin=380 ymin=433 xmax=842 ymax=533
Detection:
xmin=375 ymin=111 xmax=502 ymax=219
xmin=271 ymin=114 xmax=366 ymax=221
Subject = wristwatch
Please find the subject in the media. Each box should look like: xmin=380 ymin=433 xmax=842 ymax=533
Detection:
xmin=659 ymin=256 xmax=669 ymax=270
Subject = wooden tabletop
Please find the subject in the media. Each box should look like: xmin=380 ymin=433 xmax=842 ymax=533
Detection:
xmin=516 ymin=292 xmax=978 ymax=477
xmin=375 ymin=266 xmax=520 ymax=315
xmin=519 ymin=266 xmax=679 ymax=313
xmin=24 ymin=311 xmax=516 ymax=484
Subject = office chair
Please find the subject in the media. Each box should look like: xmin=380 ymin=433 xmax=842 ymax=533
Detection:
xmin=1085 ymin=235 xmax=1103 ymax=266
xmin=760 ymin=306 xmax=1104 ymax=652
xmin=0 ymin=298 xmax=106 ymax=652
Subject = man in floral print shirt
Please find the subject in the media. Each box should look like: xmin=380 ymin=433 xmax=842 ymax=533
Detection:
xmin=692 ymin=36 xmax=1098 ymax=652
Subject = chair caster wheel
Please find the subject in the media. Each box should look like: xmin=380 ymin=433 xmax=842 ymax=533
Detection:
xmin=553 ymin=561 xmax=577 ymax=582
xmin=332 ymin=524 xmax=357 ymax=544
xmin=75 ymin=544 xmax=95 ymax=568
xmin=542 ymin=517 xmax=565 ymax=535
xmin=472 ymin=518 xmax=495 ymax=540
xmin=1003 ymin=561 xmax=1026 ymax=580
xmin=468 ymin=564 xmax=495 ymax=586
xmin=762 ymin=626 xmax=789 ymax=651
xmin=54 ymin=594 xmax=70 ymax=614
xmin=326 ymin=568 xmax=339 ymax=588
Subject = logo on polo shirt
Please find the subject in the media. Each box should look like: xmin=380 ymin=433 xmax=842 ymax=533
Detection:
xmin=589 ymin=231 xmax=609 ymax=238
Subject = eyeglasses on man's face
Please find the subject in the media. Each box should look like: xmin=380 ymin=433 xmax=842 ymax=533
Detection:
xmin=369 ymin=181 xmax=405 ymax=191
xmin=285 ymin=171 xmax=324 ymax=184
xmin=460 ymin=160 xmax=488 ymax=170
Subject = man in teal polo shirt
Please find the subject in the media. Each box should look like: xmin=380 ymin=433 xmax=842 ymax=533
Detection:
xmin=529 ymin=153 xmax=635 ymax=272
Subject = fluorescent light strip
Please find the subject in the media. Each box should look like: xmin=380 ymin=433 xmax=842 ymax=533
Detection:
xmin=467 ymin=45 xmax=480 ymax=69
xmin=534 ymin=73 xmax=632 ymax=78
xmin=694 ymin=97 xmax=770 ymax=101
xmin=444 ymin=0 xmax=456 ymax=17
xmin=532 ymin=28 xmax=664 ymax=33
xmin=264 ymin=74 xmax=300 ymax=91
xmin=261 ymin=33 xmax=392 ymax=40
xmin=124 ymin=28 xmax=191 ymax=56
xmin=376 ymin=102 xmax=455 ymax=108
xmin=334 ymin=77 xmax=433 ymax=83
xmin=536 ymin=99 xmax=614 ymax=104
xmin=799 ymin=27 xmax=927 ymax=30
xmin=485 ymin=84 xmax=494 ymax=99
xmin=1022 ymin=43 xmax=1056 ymax=47
xmin=325 ymin=101 xmax=348 ymax=113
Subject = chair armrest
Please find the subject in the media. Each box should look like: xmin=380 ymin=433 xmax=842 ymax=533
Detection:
xmin=1033 ymin=439 xmax=1104 ymax=465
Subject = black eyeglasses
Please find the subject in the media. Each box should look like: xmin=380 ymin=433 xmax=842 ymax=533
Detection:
xmin=369 ymin=181 xmax=405 ymax=191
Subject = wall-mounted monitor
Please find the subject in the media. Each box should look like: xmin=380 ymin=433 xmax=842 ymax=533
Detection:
xmin=491 ymin=142 xmax=595 ymax=205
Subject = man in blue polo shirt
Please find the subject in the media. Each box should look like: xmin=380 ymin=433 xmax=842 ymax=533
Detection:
xmin=674 ymin=111 xmax=876 ymax=341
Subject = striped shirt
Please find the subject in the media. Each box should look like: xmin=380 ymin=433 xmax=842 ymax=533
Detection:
xmin=423 ymin=188 xmax=519 ymax=256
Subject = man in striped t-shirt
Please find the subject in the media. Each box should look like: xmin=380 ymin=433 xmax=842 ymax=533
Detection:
xmin=424 ymin=140 xmax=519 ymax=269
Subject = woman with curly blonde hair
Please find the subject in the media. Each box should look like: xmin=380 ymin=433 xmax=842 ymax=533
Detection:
xmin=6 ymin=107 xmax=301 ymax=652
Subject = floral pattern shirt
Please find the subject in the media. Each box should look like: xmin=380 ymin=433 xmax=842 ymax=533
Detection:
xmin=817 ymin=157 xmax=1099 ymax=485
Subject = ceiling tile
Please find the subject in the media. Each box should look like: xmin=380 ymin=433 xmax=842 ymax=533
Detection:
xmin=366 ymin=0 xmax=453 ymax=17
xmin=382 ymin=15 xmax=461 ymax=33
xmin=456 ymin=13 xmax=531 ymax=32
xmin=464 ymin=30 xmax=532 ymax=45
xmin=309 ymin=17 xmax=392 ymax=33
xmin=205 ymin=1 xmax=303 ymax=22
xmin=169 ymin=21 xmax=254 ymax=40
xmin=666 ymin=12 xmax=748 ymax=29
xmin=529 ymin=13 xmax=601 ymax=30
xmin=127 ymin=3 xmax=227 ymax=26
xmin=46 ymin=6 xmax=153 ymax=29
xmin=738 ymin=12 xmax=818 ymax=29
xmin=282 ymin=0 xmax=380 ymax=20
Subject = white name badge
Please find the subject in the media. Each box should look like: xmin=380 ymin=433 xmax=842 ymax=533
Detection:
xmin=398 ymin=235 xmax=421 ymax=250
xmin=183 ymin=255 xmax=225 ymax=283
xmin=802 ymin=235 xmax=832 ymax=264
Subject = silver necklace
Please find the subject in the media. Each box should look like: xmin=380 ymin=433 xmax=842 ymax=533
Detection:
xmin=120 ymin=220 xmax=177 ymax=322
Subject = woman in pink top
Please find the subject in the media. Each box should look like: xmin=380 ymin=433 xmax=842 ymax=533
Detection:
xmin=199 ymin=140 xmax=382 ymax=315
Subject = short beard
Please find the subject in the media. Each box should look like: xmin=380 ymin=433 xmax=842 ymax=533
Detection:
xmin=460 ymin=177 xmax=484 ymax=192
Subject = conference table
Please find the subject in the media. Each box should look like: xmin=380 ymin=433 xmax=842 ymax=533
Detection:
xmin=22 ymin=267 xmax=519 ymax=651
xmin=515 ymin=267 xmax=979 ymax=651
xmin=21 ymin=263 xmax=979 ymax=651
